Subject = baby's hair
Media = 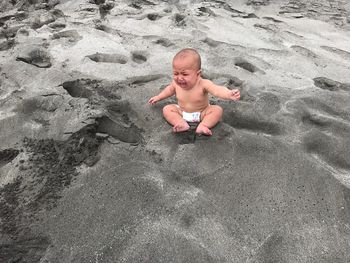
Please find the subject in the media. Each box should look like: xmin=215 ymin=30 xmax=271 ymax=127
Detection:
xmin=173 ymin=48 xmax=201 ymax=70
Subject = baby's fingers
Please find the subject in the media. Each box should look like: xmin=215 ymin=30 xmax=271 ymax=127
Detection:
xmin=231 ymin=89 xmax=240 ymax=95
xmin=230 ymin=90 xmax=240 ymax=100
xmin=148 ymin=97 xmax=158 ymax=105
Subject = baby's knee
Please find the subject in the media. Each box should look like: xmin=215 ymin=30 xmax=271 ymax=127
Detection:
xmin=212 ymin=105 xmax=223 ymax=116
xmin=163 ymin=104 xmax=177 ymax=115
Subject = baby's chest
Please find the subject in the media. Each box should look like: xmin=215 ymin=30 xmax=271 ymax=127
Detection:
xmin=176 ymin=88 xmax=207 ymax=103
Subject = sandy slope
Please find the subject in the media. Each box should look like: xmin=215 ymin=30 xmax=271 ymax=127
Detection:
xmin=1 ymin=0 xmax=350 ymax=262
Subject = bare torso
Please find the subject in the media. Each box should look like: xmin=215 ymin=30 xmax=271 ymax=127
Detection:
xmin=174 ymin=77 xmax=209 ymax=113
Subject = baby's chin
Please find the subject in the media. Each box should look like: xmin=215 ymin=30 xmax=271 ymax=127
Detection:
xmin=177 ymin=82 xmax=192 ymax=89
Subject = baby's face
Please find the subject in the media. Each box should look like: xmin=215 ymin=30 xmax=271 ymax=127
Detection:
xmin=172 ymin=57 xmax=200 ymax=90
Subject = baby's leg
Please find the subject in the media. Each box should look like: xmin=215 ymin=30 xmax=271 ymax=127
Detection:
xmin=196 ymin=105 xmax=223 ymax=135
xmin=163 ymin=104 xmax=190 ymax=133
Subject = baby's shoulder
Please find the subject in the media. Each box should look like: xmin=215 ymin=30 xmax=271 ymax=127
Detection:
xmin=199 ymin=78 xmax=214 ymax=89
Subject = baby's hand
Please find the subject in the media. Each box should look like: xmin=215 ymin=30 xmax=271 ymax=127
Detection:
xmin=228 ymin=89 xmax=240 ymax=101
xmin=148 ymin=96 xmax=159 ymax=105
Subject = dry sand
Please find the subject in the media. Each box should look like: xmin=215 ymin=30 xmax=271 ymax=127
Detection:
xmin=1 ymin=0 xmax=350 ymax=262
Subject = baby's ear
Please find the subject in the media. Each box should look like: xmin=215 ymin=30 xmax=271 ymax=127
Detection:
xmin=197 ymin=69 xmax=202 ymax=76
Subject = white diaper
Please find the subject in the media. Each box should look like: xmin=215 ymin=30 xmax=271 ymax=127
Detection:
xmin=182 ymin=111 xmax=201 ymax=123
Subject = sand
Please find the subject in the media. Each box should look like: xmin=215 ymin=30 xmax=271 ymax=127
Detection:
xmin=1 ymin=0 xmax=350 ymax=262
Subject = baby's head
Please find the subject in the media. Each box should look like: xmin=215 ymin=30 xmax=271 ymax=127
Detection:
xmin=173 ymin=48 xmax=201 ymax=70
xmin=172 ymin=48 xmax=201 ymax=89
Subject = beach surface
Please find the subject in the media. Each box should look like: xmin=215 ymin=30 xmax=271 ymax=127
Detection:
xmin=1 ymin=0 xmax=350 ymax=262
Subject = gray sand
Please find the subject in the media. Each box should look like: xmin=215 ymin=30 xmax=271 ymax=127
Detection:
xmin=1 ymin=0 xmax=350 ymax=262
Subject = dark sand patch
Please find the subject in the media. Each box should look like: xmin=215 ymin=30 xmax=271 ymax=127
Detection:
xmin=15 ymin=95 xmax=63 ymax=114
xmin=255 ymin=92 xmax=281 ymax=116
xmin=0 ymin=149 xmax=19 ymax=168
xmin=0 ymin=236 xmax=50 ymax=263
xmin=190 ymin=136 xmax=350 ymax=260
xmin=0 ymin=124 xmax=104 ymax=262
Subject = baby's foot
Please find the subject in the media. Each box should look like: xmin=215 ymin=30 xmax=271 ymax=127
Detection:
xmin=196 ymin=123 xmax=212 ymax=136
xmin=173 ymin=121 xmax=190 ymax=133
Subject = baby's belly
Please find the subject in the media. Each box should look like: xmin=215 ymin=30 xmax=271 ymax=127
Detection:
xmin=178 ymin=101 xmax=209 ymax=113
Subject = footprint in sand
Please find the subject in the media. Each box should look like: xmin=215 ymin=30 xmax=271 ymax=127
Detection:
xmin=29 ymin=11 xmax=56 ymax=29
xmin=127 ymin=0 xmax=155 ymax=10
xmin=288 ymin=88 xmax=350 ymax=171
xmin=246 ymin=0 xmax=270 ymax=7
xmin=202 ymin=37 xmax=220 ymax=48
xmin=222 ymin=92 xmax=283 ymax=135
xmin=203 ymin=72 xmax=244 ymax=88
xmin=52 ymin=29 xmax=82 ymax=43
xmin=127 ymin=74 xmax=165 ymax=85
xmin=16 ymin=46 xmax=52 ymax=68
xmin=96 ymin=100 xmax=143 ymax=145
xmin=197 ymin=6 xmax=216 ymax=17
xmin=86 ymin=52 xmax=128 ymax=64
xmin=146 ymin=13 xmax=162 ymax=21
xmin=131 ymin=51 xmax=148 ymax=64
xmin=153 ymin=38 xmax=174 ymax=47
xmin=0 ymin=39 xmax=15 ymax=51
xmin=61 ymin=79 xmax=96 ymax=99
xmin=321 ymin=45 xmax=350 ymax=60
xmin=48 ymin=21 xmax=66 ymax=30
xmin=297 ymin=95 xmax=350 ymax=122
xmin=291 ymin=45 xmax=318 ymax=59
xmin=291 ymin=45 xmax=328 ymax=67
xmin=313 ymin=77 xmax=350 ymax=92
xmin=173 ymin=13 xmax=186 ymax=27
xmin=234 ymin=57 xmax=263 ymax=73
xmin=303 ymin=129 xmax=350 ymax=170
xmin=224 ymin=110 xmax=283 ymax=135
xmin=263 ymin=16 xmax=283 ymax=23
xmin=61 ymin=78 xmax=122 ymax=101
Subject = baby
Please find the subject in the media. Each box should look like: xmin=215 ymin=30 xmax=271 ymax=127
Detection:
xmin=148 ymin=48 xmax=240 ymax=136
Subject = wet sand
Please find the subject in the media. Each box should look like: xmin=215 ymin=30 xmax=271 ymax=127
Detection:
xmin=1 ymin=0 xmax=350 ymax=262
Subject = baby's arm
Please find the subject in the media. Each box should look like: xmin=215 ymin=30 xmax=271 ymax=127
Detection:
xmin=204 ymin=79 xmax=240 ymax=101
xmin=148 ymin=82 xmax=176 ymax=105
